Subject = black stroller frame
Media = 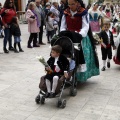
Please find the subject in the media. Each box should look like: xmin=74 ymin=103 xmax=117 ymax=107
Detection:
xmin=35 ymin=32 xmax=80 ymax=108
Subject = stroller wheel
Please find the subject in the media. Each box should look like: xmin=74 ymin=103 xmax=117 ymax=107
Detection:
xmin=35 ymin=95 xmax=40 ymax=104
xmin=56 ymin=98 xmax=62 ymax=108
xmin=69 ymin=87 xmax=77 ymax=96
xmin=61 ymin=99 xmax=66 ymax=108
xmin=56 ymin=99 xmax=66 ymax=108
xmin=40 ymin=96 xmax=45 ymax=104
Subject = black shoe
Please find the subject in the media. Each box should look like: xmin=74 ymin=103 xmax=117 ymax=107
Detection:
xmin=101 ymin=66 xmax=106 ymax=71
xmin=4 ymin=49 xmax=9 ymax=53
xmin=107 ymin=62 xmax=110 ymax=68
xmin=1 ymin=34 xmax=4 ymax=38
xmin=14 ymin=49 xmax=19 ymax=53
xmin=19 ymin=49 xmax=24 ymax=52
xmin=50 ymin=92 xmax=56 ymax=98
xmin=9 ymin=47 xmax=14 ymax=51
xmin=39 ymin=42 xmax=46 ymax=45
xmin=45 ymin=92 xmax=50 ymax=98
xmin=27 ymin=45 xmax=33 ymax=48
xmin=47 ymin=41 xmax=51 ymax=44
xmin=33 ymin=44 xmax=40 ymax=47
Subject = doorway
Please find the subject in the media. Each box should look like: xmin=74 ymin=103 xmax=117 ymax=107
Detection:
xmin=14 ymin=0 xmax=22 ymax=11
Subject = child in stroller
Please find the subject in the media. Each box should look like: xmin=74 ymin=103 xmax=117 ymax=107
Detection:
xmin=35 ymin=36 xmax=77 ymax=108
xmin=44 ymin=45 xmax=69 ymax=98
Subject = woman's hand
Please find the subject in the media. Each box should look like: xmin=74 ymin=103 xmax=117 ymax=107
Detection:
xmin=4 ymin=9 xmax=9 ymax=13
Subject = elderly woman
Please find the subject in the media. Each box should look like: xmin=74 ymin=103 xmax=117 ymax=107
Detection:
xmin=26 ymin=2 xmax=40 ymax=48
xmin=1 ymin=0 xmax=16 ymax=53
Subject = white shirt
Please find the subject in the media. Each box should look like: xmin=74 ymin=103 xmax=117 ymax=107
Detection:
xmin=54 ymin=57 xmax=59 ymax=65
xmin=54 ymin=57 xmax=61 ymax=72
xmin=106 ymin=30 xmax=110 ymax=44
xmin=60 ymin=10 xmax=89 ymax=37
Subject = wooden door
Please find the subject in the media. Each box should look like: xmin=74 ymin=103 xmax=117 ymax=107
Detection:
xmin=14 ymin=0 xmax=22 ymax=11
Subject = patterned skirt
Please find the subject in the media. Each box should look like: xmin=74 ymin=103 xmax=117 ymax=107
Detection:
xmin=76 ymin=35 xmax=100 ymax=82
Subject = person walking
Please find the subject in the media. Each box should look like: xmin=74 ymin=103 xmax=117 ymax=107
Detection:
xmin=26 ymin=2 xmax=40 ymax=48
xmin=100 ymin=22 xmax=116 ymax=71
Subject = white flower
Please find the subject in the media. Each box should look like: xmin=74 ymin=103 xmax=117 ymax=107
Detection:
xmin=36 ymin=56 xmax=43 ymax=60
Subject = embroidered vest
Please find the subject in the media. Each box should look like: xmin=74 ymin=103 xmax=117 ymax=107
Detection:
xmin=66 ymin=15 xmax=82 ymax=32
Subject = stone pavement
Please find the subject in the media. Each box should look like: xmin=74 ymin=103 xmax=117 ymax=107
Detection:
xmin=0 ymin=24 xmax=120 ymax=120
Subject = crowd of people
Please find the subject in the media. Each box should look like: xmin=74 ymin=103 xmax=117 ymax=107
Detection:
xmin=86 ymin=2 xmax=120 ymax=70
xmin=0 ymin=0 xmax=120 ymax=83
xmin=0 ymin=0 xmax=23 ymax=53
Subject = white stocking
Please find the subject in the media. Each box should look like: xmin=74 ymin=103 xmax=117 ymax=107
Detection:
xmin=103 ymin=60 xmax=106 ymax=67
xmin=46 ymin=79 xmax=51 ymax=93
xmin=51 ymin=76 xmax=59 ymax=93
xmin=107 ymin=59 xmax=110 ymax=63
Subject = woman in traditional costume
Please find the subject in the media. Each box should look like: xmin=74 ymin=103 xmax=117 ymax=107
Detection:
xmin=60 ymin=0 xmax=100 ymax=82
xmin=88 ymin=2 xmax=101 ymax=32
xmin=113 ymin=33 xmax=120 ymax=65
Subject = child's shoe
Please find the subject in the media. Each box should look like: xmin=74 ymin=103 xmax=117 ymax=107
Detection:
xmin=19 ymin=49 xmax=24 ymax=52
xmin=14 ymin=49 xmax=19 ymax=53
xmin=101 ymin=66 xmax=106 ymax=71
xmin=9 ymin=47 xmax=15 ymax=51
xmin=107 ymin=62 xmax=110 ymax=68
xmin=45 ymin=92 xmax=50 ymax=98
xmin=50 ymin=92 xmax=56 ymax=98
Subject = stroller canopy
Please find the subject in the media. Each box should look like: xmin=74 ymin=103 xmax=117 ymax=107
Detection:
xmin=53 ymin=36 xmax=74 ymax=56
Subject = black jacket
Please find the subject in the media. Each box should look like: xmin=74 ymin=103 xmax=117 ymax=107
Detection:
xmin=100 ymin=30 xmax=115 ymax=46
xmin=10 ymin=23 xmax=21 ymax=36
xmin=47 ymin=55 xmax=69 ymax=73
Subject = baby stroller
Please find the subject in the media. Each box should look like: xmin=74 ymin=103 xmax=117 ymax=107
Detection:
xmin=35 ymin=31 xmax=81 ymax=108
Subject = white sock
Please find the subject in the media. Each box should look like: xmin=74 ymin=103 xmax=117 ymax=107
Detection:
xmin=107 ymin=59 xmax=110 ymax=63
xmin=103 ymin=60 xmax=106 ymax=67
xmin=46 ymin=79 xmax=51 ymax=93
xmin=51 ymin=76 xmax=59 ymax=93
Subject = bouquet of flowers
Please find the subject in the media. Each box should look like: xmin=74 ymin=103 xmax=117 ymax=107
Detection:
xmin=37 ymin=56 xmax=53 ymax=74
